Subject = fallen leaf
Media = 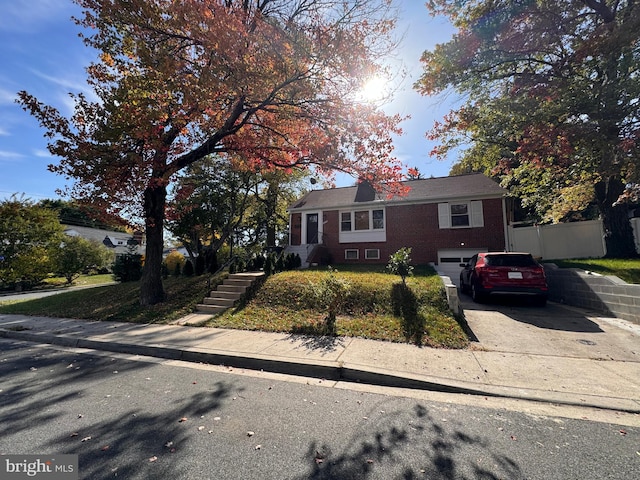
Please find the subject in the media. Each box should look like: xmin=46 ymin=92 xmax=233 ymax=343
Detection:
xmin=70 ymin=433 xmax=78 ymax=437
xmin=164 ymin=442 xmax=173 ymax=448
xmin=101 ymin=445 xmax=110 ymax=451
xmin=81 ymin=436 xmax=92 ymax=442
xmin=198 ymin=426 xmax=205 ymax=431
xmin=149 ymin=456 xmax=158 ymax=462
xmin=247 ymin=431 xmax=255 ymax=437
xmin=178 ymin=417 xmax=187 ymax=423
xmin=619 ymin=429 xmax=627 ymax=436
xmin=510 ymin=435 xmax=517 ymax=441
xmin=255 ymin=445 xmax=262 ymax=450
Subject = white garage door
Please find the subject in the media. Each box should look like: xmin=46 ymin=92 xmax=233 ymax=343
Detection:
xmin=436 ymin=249 xmax=484 ymax=286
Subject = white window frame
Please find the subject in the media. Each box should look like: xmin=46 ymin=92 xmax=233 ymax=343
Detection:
xmin=344 ymin=249 xmax=359 ymax=260
xmin=340 ymin=208 xmax=385 ymax=233
xmin=438 ymin=201 xmax=484 ymax=229
xmin=364 ymin=249 xmax=380 ymax=260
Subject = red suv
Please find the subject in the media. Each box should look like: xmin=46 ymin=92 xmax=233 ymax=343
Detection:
xmin=459 ymin=252 xmax=548 ymax=305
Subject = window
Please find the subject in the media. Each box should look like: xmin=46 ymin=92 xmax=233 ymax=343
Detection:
xmin=372 ymin=209 xmax=384 ymax=229
xmin=340 ymin=212 xmax=352 ymax=232
xmin=354 ymin=211 xmax=369 ymax=230
xmin=345 ymin=249 xmax=359 ymax=260
xmin=365 ymin=249 xmax=380 ymax=260
xmin=340 ymin=209 xmax=385 ymax=232
xmin=438 ymin=201 xmax=484 ymax=229
xmin=450 ymin=203 xmax=469 ymax=227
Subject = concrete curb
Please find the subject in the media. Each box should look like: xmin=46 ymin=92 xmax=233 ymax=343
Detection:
xmin=2 ymin=327 xmax=639 ymax=414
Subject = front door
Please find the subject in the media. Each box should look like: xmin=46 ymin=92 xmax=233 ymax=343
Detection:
xmin=306 ymin=213 xmax=318 ymax=244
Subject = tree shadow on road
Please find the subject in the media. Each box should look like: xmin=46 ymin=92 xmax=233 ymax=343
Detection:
xmin=296 ymin=403 xmax=523 ymax=480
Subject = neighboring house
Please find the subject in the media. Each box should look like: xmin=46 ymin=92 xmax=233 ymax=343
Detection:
xmin=62 ymin=225 xmax=145 ymax=256
xmin=286 ymin=174 xmax=508 ymax=277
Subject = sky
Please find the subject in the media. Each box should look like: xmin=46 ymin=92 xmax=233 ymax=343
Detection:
xmin=0 ymin=0 xmax=460 ymax=202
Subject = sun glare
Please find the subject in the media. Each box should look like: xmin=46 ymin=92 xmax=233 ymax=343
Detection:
xmin=359 ymin=76 xmax=388 ymax=102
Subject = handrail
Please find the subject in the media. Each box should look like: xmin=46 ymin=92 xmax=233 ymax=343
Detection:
xmin=207 ymin=254 xmax=239 ymax=291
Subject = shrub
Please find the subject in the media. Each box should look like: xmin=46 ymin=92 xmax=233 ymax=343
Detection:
xmin=183 ymin=259 xmax=194 ymax=276
xmin=309 ymin=267 xmax=351 ymax=335
xmin=112 ymin=254 xmax=143 ymax=282
xmin=165 ymin=250 xmax=185 ymax=276
xmin=387 ymin=247 xmax=414 ymax=285
xmin=195 ymin=255 xmax=205 ymax=275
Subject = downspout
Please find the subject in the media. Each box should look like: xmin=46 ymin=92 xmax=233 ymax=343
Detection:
xmin=502 ymin=197 xmax=510 ymax=252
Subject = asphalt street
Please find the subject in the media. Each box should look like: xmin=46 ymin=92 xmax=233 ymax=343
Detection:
xmin=0 ymin=339 xmax=638 ymax=480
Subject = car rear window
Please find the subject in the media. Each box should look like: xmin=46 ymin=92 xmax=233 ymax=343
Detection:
xmin=485 ymin=254 xmax=537 ymax=267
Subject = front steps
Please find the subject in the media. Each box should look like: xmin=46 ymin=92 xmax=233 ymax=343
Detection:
xmin=196 ymin=272 xmax=265 ymax=315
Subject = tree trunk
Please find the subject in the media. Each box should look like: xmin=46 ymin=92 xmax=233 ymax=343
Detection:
xmin=265 ymin=181 xmax=278 ymax=247
xmin=140 ymin=183 xmax=167 ymax=305
xmin=594 ymin=176 xmax=638 ymax=258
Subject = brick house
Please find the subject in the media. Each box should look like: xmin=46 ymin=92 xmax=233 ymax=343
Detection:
xmin=286 ymin=174 xmax=508 ymax=276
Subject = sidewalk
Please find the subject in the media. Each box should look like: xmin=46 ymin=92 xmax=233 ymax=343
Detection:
xmin=1 ymin=312 xmax=639 ymax=415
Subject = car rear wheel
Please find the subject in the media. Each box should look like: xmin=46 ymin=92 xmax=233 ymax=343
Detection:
xmin=534 ymin=295 xmax=547 ymax=307
xmin=460 ymin=274 xmax=469 ymax=294
xmin=471 ymin=282 xmax=485 ymax=303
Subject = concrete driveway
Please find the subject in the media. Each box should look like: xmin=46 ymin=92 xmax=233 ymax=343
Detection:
xmin=458 ymin=294 xmax=640 ymax=407
xmin=460 ymin=293 xmax=639 ymax=361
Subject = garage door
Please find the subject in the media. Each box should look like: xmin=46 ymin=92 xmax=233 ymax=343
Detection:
xmin=436 ymin=248 xmax=484 ymax=286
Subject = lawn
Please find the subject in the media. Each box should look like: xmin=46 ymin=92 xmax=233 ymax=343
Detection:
xmin=549 ymin=258 xmax=640 ymax=284
xmin=0 ymin=266 xmax=469 ymax=349
xmin=206 ymin=266 xmax=469 ymax=349
xmin=0 ymin=275 xmax=214 ymax=324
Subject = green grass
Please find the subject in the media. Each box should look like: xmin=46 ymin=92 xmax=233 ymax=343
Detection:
xmin=0 ymin=275 xmax=215 ymax=324
xmin=0 ymin=266 xmax=469 ymax=348
xmin=549 ymin=258 xmax=640 ymax=284
xmin=42 ymin=273 xmax=116 ymax=287
xmin=207 ymin=267 xmax=469 ymax=349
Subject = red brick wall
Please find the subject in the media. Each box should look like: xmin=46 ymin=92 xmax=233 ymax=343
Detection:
xmin=316 ymin=199 xmax=505 ymax=265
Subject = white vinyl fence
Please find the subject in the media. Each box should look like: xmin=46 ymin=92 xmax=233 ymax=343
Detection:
xmin=508 ymin=219 xmax=640 ymax=259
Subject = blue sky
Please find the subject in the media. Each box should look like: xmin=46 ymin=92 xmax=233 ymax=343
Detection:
xmin=0 ymin=0 xmax=459 ymax=201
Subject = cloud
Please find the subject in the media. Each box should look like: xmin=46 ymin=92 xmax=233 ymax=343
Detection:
xmin=33 ymin=149 xmax=51 ymax=158
xmin=0 ymin=87 xmax=17 ymax=105
xmin=0 ymin=127 xmax=10 ymax=136
xmin=0 ymin=0 xmax=76 ymax=33
xmin=0 ymin=150 xmax=25 ymax=161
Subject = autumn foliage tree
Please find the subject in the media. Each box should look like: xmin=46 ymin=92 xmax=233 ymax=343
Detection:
xmin=416 ymin=0 xmax=640 ymax=257
xmin=18 ymin=0 xmax=405 ymax=305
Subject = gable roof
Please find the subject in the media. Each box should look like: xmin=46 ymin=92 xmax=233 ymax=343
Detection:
xmin=289 ymin=174 xmax=505 ymax=212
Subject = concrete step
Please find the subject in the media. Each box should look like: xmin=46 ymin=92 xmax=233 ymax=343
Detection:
xmin=202 ymin=297 xmax=236 ymax=307
xmin=224 ymin=279 xmax=253 ymax=287
xmin=196 ymin=272 xmax=265 ymax=315
xmin=195 ymin=304 xmax=228 ymax=314
xmin=217 ymin=284 xmax=247 ymax=294
xmin=209 ymin=290 xmax=242 ymax=300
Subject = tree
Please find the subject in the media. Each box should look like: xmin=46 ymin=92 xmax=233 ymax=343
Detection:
xmin=416 ymin=0 xmax=640 ymax=257
xmin=53 ymin=235 xmax=113 ymax=284
xmin=0 ymin=196 xmax=63 ymax=289
xmin=166 ymin=155 xmax=262 ymax=268
xmin=18 ymin=0 xmax=405 ymax=305
xmin=39 ymin=199 xmax=128 ymax=231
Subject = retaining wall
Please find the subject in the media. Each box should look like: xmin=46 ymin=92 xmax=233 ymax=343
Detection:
xmin=543 ymin=264 xmax=640 ymax=325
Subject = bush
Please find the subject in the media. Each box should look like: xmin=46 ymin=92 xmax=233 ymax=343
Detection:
xmin=112 ymin=254 xmax=143 ymax=282
xmin=309 ymin=267 xmax=351 ymax=335
xmin=165 ymin=250 xmax=185 ymax=274
xmin=183 ymin=259 xmax=194 ymax=276
xmin=195 ymin=255 xmax=205 ymax=276
xmin=387 ymin=247 xmax=414 ymax=285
